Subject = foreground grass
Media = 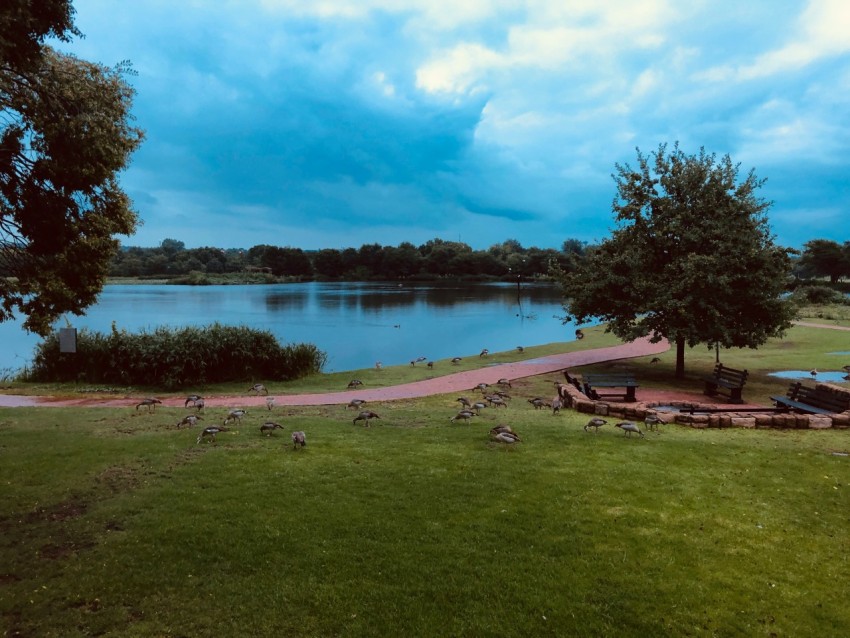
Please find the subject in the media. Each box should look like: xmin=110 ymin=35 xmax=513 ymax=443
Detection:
xmin=1 ymin=402 xmax=849 ymax=636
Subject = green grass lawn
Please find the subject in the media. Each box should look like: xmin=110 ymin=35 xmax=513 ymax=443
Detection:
xmin=2 ymin=398 xmax=849 ymax=636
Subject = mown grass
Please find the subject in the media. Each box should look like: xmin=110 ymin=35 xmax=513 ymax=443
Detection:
xmin=1 ymin=401 xmax=849 ymax=636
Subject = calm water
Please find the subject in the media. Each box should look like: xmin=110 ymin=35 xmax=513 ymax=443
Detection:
xmin=0 ymin=282 xmax=576 ymax=373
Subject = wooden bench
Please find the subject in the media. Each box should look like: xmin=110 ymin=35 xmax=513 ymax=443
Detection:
xmin=702 ymin=363 xmax=748 ymax=404
xmin=771 ymin=382 xmax=850 ymax=415
xmin=583 ymin=373 xmax=638 ymax=403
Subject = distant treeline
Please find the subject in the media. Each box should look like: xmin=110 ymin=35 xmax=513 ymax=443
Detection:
xmin=110 ymin=238 xmax=589 ymax=281
xmin=109 ymin=236 xmax=850 ymax=286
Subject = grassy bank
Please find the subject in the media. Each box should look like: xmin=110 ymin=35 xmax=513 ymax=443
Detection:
xmin=1 ymin=403 xmax=849 ymax=636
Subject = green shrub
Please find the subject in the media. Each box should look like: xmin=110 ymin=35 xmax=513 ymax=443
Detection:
xmin=25 ymin=323 xmax=326 ymax=389
xmin=791 ymin=285 xmax=848 ymax=305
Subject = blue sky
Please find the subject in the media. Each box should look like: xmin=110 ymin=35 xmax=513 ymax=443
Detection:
xmin=60 ymin=0 xmax=849 ymax=251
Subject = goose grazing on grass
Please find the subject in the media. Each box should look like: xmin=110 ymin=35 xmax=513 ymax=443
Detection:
xmin=471 ymin=402 xmax=488 ymax=415
xmin=193 ymin=398 xmax=205 ymax=412
xmin=473 ymin=382 xmax=490 ymax=393
xmin=184 ymin=395 xmax=203 ymax=408
xmin=584 ymin=418 xmax=607 ymax=433
xmin=451 ymin=410 xmax=476 ymax=423
xmin=616 ymin=421 xmax=644 ymax=438
xmin=265 ymin=396 xmax=275 ymax=411
xmin=248 ymin=383 xmax=268 ymax=395
xmin=645 ymin=415 xmax=663 ymax=432
xmin=650 ymin=357 xmax=661 ymax=364
xmin=497 ymin=378 xmax=512 ymax=388
xmin=347 ymin=379 xmax=364 ymax=389
xmin=490 ymin=424 xmax=515 ymax=436
xmin=197 ymin=425 xmax=227 ymax=444
xmin=479 ymin=348 xmax=490 ymax=358
xmin=260 ymin=422 xmax=284 ymax=436
xmin=347 ymin=398 xmax=367 ymax=410
xmin=427 ymin=361 xmax=434 ymax=369
xmin=224 ymin=409 xmax=247 ymax=425
xmin=291 ymin=431 xmax=307 ymax=449
xmin=516 ymin=346 xmax=524 ymax=353
xmin=353 ymin=410 xmax=380 ymax=426
xmin=456 ymin=397 xmax=472 ymax=408
xmin=135 ymin=398 xmax=162 ymax=412
xmin=486 ymin=396 xmax=508 ymax=409
xmin=451 ymin=357 xmax=463 ymax=365
xmin=528 ymin=397 xmax=549 ymax=410
xmin=177 ymin=414 xmax=203 ymax=428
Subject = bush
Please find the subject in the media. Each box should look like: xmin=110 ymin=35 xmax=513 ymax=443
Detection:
xmin=791 ymin=285 xmax=849 ymax=305
xmin=25 ymin=323 xmax=326 ymax=389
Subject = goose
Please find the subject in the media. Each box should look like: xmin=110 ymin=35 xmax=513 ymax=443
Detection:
xmin=551 ymin=398 xmax=563 ymax=414
xmin=616 ymin=421 xmax=644 ymax=438
xmin=497 ymin=378 xmax=512 ymax=388
xmin=471 ymin=401 xmax=488 ymax=415
xmin=135 ymin=398 xmax=162 ymax=412
xmin=177 ymin=414 xmax=203 ymax=428
xmin=248 ymin=383 xmax=268 ymax=395
xmin=810 ymin=369 xmax=818 ymax=378
xmin=224 ymin=409 xmax=247 ymax=425
xmin=528 ymin=397 xmax=549 ymax=410
xmin=456 ymin=397 xmax=472 ymax=408
xmin=494 ymin=390 xmax=511 ymax=400
xmin=451 ymin=410 xmax=476 ymax=423
xmin=375 ymin=361 xmax=383 ymax=370
xmin=451 ymin=357 xmax=463 ymax=365
xmin=260 ymin=422 xmax=284 ymax=436
xmin=516 ymin=346 xmax=524 ymax=353
xmin=490 ymin=424 xmax=515 ymax=436
xmin=415 ymin=356 xmax=427 ymax=363
xmin=427 ymin=361 xmax=434 ymax=369
xmin=265 ymin=396 xmax=275 ymax=411
xmin=645 ymin=415 xmax=663 ymax=431
xmin=353 ymin=410 xmax=380 ymax=426
xmin=197 ymin=425 xmax=227 ymax=444
xmin=291 ymin=431 xmax=307 ymax=449
xmin=584 ymin=418 xmax=607 ymax=433
xmin=473 ymin=382 xmax=490 ymax=392
xmin=486 ymin=396 xmax=508 ymax=408
xmin=492 ymin=431 xmax=521 ymax=444
xmin=479 ymin=348 xmax=490 ymax=358
xmin=650 ymin=357 xmax=661 ymax=364
xmin=843 ymin=365 xmax=850 ymax=373
xmin=193 ymin=398 xmax=205 ymax=412
xmin=575 ymin=329 xmax=584 ymax=340
xmin=347 ymin=398 xmax=367 ymax=410
xmin=347 ymin=379 xmax=364 ymax=389
xmin=184 ymin=394 xmax=203 ymax=408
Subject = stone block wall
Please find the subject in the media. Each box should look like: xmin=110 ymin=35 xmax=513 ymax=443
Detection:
xmin=557 ymin=379 xmax=850 ymax=429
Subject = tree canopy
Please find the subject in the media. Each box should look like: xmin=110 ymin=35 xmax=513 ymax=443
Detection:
xmin=557 ymin=143 xmax=796 ymax=378
xmin=1 ymin=0 xmax=143 ymax=335
xmin=797 ymin=239 xmax=850 ymax=284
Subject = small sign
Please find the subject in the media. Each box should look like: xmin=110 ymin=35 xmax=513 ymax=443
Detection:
xmin=59 ymin=328 xmax=77 ymax=353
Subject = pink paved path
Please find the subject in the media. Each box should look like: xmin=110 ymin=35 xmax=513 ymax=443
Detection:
xmin=0 ymin=337 xmax=670 ymax=408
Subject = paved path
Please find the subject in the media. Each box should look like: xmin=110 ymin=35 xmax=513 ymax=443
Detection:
xmin=0 ymin=337 xmax=670 ymax=408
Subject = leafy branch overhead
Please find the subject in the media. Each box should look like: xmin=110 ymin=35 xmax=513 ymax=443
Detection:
xmin=557 ymin=143 xmax=796 ymax=378
xmin=1 ymin=1 xmax=144 ymax=335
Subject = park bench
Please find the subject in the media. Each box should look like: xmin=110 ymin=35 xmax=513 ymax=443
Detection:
xmin=702 ymin=363 xmax=748 ymax=404
xmin=583 ymin=373 xmax=639 ymax=403
xmin=771 ymin=382 xmax=850 ymax=415
xmin=563 ymin=370 xmax=585 ymax=394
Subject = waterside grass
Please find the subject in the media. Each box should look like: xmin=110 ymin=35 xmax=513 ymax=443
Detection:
xmin=1 ymin=403 xmax=849 ymax=636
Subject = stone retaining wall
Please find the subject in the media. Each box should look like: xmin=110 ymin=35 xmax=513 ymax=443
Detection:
xmin=557 ymin=382 xmax=850 ymax=429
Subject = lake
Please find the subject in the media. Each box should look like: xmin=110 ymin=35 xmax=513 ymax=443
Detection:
xmin=0 ymin=282 xmax=578 ymax=374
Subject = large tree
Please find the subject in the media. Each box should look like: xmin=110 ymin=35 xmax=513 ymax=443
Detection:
xmin=1 ymin=1 xmax=143 ymax=335
xmin=797 ymin=239 xmax=850 ymax=284
xmin=558 ymin=143 xmax=796 ymax=378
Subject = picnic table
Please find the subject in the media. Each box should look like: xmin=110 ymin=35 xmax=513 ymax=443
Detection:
xmin=583 ymin=373 xmax=639 ymax=402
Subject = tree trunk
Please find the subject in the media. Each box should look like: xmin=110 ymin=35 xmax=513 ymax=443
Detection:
xmin=675 ymin=336 xmax=686 ymax=379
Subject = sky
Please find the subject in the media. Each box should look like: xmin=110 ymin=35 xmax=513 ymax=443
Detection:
xmin=57 ymin=0 xmax=850 ymax=251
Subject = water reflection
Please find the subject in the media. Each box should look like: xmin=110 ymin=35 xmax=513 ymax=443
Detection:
xmin=0 ymin=281 xmax=574 ymax=373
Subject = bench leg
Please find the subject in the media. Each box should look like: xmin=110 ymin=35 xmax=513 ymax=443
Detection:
xmin=626 ymin=387 xmax=637 ymax=402
xmin=729 ymin=387 xmax=744 ymax=404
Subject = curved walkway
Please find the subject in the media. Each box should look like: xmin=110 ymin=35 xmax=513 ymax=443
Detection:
xmin=0 ymin=337 xmax=670 ymax=408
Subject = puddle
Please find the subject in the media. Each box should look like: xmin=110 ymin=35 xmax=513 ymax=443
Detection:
xmin=827 ymin=351 xmax=850 ymax=356
xmin=768 ymin=370 xmax=850 ymax=383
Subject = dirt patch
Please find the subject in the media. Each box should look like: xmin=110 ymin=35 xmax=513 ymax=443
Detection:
xmin=39 ymin=537 xmax=95 ymax=560
xmin=95 ymin=465 xmax=141 ymax=493
xmin=26 ymin=496 xmax=88 ymax=524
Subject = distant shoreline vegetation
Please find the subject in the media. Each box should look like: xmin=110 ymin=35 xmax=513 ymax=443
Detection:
xmin=109 ymin=238 xmax=589 ymax=282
